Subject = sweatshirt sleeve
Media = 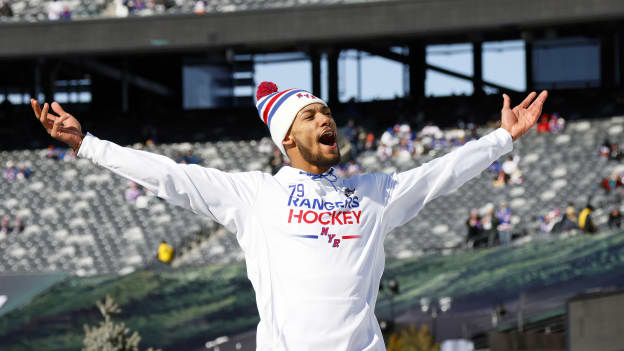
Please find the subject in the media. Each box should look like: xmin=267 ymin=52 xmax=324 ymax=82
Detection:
xmin=77 ymin=133 xmax=261 ymax=233
xmin=381 ymin=128 xmax=513 ymax=234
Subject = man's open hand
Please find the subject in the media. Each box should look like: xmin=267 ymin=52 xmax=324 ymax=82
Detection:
xmin=31 ymin=99 xmax=83 ymax=151
xmin=501 ymin=90 xmax=548 ymax=140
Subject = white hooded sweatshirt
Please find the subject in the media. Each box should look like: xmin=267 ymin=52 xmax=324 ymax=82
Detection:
xmin=77 ymin=128 xmax=513 ymax=351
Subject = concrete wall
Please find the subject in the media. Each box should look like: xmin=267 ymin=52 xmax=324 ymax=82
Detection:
xmin=568 ymin=291 xmax=624 ymax=351
xmin=1 ymin=0 xmax=624 ymax=58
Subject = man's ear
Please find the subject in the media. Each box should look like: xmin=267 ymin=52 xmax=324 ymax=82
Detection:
xmin=282 ymin=127 xmax=296 ymax=150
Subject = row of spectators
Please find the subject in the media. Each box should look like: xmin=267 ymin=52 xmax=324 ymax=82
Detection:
xmin=121 ymin=0 xmax=176 ymax=16
xmin=0 ymin=0 xmax=237 ymax=21
xmin=3 ymin=161 xmax=32 ymax=181
xmin=467 ymin=199 xmax=622 ymax=249
xmin=341 ymin=111 xmax=564 ymax=163
xmin=538 ymin=203 xmax=598 ymax=234
xmin=536 ymin=113 xmax=566 ymax=134
xmin=47 ymin=145 xmax=76 ymax=161
xmin=0 ymin=0 xmax=72 ymax=20
xmin=119 ymin=0 xmax=214 ymax=17
xmin=600 ymin=139 xmax=623 ymax=161
xmin=373 ymin=122 xmax=480 ymax=162
xmin=466 ymin=202 xmax=513 ymax=248
xmin=1 ymin=215 xmax=24 ymax=235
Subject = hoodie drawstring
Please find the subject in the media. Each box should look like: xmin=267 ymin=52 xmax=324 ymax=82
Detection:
xmin=299 ymin=168 xmax=339 ymax=192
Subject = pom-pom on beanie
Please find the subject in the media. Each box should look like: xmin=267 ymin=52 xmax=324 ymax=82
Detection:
xmin=256 ymin=81 xmax=327 ymax=156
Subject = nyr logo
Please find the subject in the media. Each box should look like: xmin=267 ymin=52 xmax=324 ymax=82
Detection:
xmin=296 ymin=93 xmax=318 ymax=99
xmin=293 ymin=227 xmax=361 ymax=248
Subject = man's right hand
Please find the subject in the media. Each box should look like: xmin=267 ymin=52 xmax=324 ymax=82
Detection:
xmin=31 ymin=99 xmax=83 ymax=152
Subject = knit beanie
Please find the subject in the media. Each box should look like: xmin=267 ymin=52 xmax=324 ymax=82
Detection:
xmin=256 ymin=81 xmax=327 ymax=156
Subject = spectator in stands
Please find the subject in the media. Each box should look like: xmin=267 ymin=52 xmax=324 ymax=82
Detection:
xmin=16 ymin=163 xmax=32 ymax=180
xmin=549 ymin=113 xmax=565 ymax=132
xmin=487 ymin=160 xmax=502 ymax=177
xmin=125 ymin=182 xmax=143 ymax=203
xmin=496 ymin=203 xmax=512 ymax=246
xmin=376 ymin=141 xmax=393 ymax=160
xmin=364 ymin=132 xmax=375 ymax=151
xmin=420 ymin=122 xmax=442 ymax=139
xmin=3 ymin=161 xmax=18 ymax=181
xmin=539 ymin=208 xmax=561 ymax=233
xmin=157 ymin=240 xmax=174 ymax=264
xmin=600 ymin=139 xmax=612 ymax=157
xmin=578 ymin=204 xmax=597 ymax=233
xmin=194 ymin=0 xmax=206 ymax=14
xmin=396 ymin=138 xmax=414 ymax=163
xmin=0 ymin=0 xmax=13 ymax=18
xmin=598 ymin=139 xmax=611 ymax=157
xmin=536 ymin=114 xmax=550 ymax=133
xmin=608 ymin=207 xmax=622 ymax=229
xmin=60 ymin=3 xmax=71 ymax=20
xmin=356 ymin=128 xmax=367 ymax=153
xmin=481 ymin=208 xmax=499 ymax=247
xmin=600 ymin=172 xmax=622 ymax=194
xmin=258 ymin=137 xmax=273 ymax=154
xmin=113 ymin=0 xmax=130 ymax=17
xmin=46 ymin=145 xmax=58 ymax=159
xmin=466 ymin=209 xmax=482 ymax=247
xmin=13 ymin=217 xmax=24 ymax=233
xmin=184 ymin=151 xmax=200 ymax=164
xmin=609 ymin=143 xmax=622 ymax=161
xmin=397 ymin=122 xmax=411 ymax=141
xmin=125 ymin=0 xmax=146 ymax=15
xmin=341 ymin=119 xmax=358 ymax=157
xmin=379 ymin=128 xmax=398 ymax=151
xmin=0 ymin=216 xmax=11 ymax=234
xmin=61 ymin=149 xmax=76 ymax=162
xmin=269 ymin=146 xmax=285 ymax=174
xmin=413 ymin=138 xmax=425 ymax=157
xmin=346 ymin=160 xmax=362 ymax=176
xmin=47 ymin=0 xmax=65 ymax=20
xmin=174 ymin=151 xmax=185 ymax=163
xmin=493 ymin=170 xmax=507 ymax=187
xmin=502 ymin=155 xmax=522 ymax=184
xmin=553 ymin=204 xmax=578 ymax=232
xmin=156 ymin=0 xmax=174 ymax=13
xmin=445 ymin=125 xmax=466 ymax=146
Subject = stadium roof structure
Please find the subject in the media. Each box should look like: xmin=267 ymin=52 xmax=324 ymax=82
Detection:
xmin=2 ymin=0 xmax=624 ymax=117
xmin=2 ymin=0 xmax=624 ymax=58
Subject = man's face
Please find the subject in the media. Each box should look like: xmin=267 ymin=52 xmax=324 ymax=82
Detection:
xmin=286 ymin=103 xmax=340 ymax=168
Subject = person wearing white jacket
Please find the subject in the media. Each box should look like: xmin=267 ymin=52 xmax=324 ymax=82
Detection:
xmin=30 ymin=82 xmax=547 ymax=351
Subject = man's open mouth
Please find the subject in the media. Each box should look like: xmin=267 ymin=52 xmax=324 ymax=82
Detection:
xmin=318 ymin=130 xmax=336 ymax=146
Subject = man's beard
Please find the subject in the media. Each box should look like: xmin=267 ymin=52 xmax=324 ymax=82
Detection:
xmin=297 ymin=141 xmax=341 ymax=169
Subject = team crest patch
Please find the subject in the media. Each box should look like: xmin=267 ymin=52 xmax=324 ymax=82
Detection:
xmin=343 ymin=187 xmax=355 ymax=197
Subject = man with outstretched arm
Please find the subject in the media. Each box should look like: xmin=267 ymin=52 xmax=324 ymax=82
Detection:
xmin=31 ymin=82 xmax=547 ymax=351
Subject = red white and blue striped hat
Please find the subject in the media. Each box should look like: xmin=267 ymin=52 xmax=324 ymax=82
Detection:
xmin=256 ymin=81 xmax=327 ymax=156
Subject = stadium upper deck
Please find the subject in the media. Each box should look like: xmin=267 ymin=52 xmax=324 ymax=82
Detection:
xmin=0 ymin=0 xmax=385 ymax=23
xmin=2 ymin=0 xmax=624 ymax=58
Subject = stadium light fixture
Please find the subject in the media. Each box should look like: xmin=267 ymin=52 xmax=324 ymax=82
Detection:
xmin=205 ymin=336 xmax=229 ymax=349
xmin=420 ymin=297 xmax=430 ymax=312
xmin=439 ymin=297 xmax=452 ymax=312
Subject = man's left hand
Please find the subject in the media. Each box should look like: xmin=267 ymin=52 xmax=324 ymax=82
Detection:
xmin=501 ymin=90 xmax=548 ymax=140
